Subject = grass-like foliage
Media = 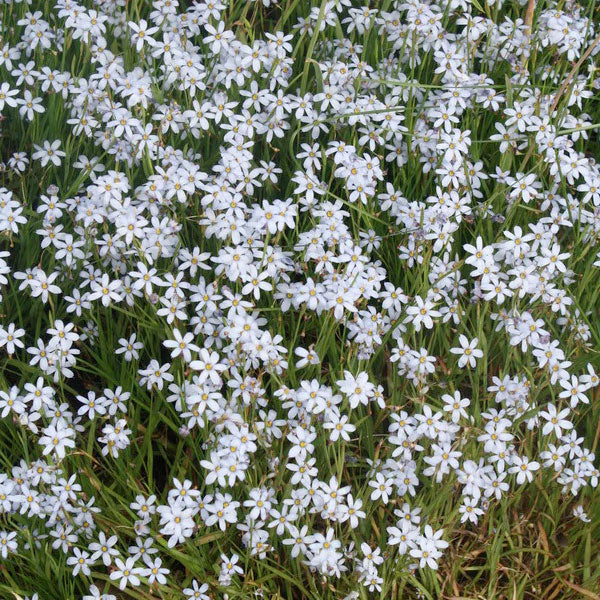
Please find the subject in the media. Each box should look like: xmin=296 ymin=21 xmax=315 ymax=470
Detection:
xmin=0 ymin=0 xmax=599 ymax=598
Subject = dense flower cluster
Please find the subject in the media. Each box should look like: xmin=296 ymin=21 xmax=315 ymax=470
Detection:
xmin=0 ymin=0 xmax=599 ymax=598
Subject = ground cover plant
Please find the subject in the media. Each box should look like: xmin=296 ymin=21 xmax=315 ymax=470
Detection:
xmin=0 ymin=0 xmax=599 ymax=598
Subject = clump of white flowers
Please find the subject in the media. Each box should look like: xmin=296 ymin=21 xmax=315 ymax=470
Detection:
xmin=0 ymin=0 xmax=599 ymax=598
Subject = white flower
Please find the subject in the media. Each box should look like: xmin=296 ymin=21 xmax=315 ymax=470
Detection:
xmin=128 ymin=19 xmax=158 ymax=52
xmin=294 ymin=346 xmax=321 ymax=368
xmin=509 ymin=455 xmax=540 ymax=484
xmin=0 ymin=323 xmax=25 ymax=355
xmin=442 ymin=391 xmax=470 ymax=423
xmin=0 ymin=82 xmax=18 ymax=110
xmin=66 ymin=548 xmax=93 ymax=576
xmin=459 ymin=497 xmax=484 ymax=523
xmin=39 ymin=421 xmax=75 ymax=459
xmin=573 ymin=505 xmax=590 ymax=522
xmin=369 ymin=473 xmax=392 ymax=503
xmin=450 ymin=335 xmax=484 ymax=368
xmin=539 ymin=403 xmax=573 ymax=437
xmin=109 ymin=557 xmax=143 ymax=590
xmin=163 ymin=328 xmax=200 ymax=363
xmin=324 ymin=414 xmax=356 ymax=442
xmin=189 ymin=349 xmax=227 ymax=385
xmin=32 ymin=140 xmax=65 ymax=167
xmin=183 ymin=580 xmax=210 ymax=600
xmin=0 ymin=531 xmax=17 ymax=558
xmin=405 ymin=296 xmax=441 ymax=331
